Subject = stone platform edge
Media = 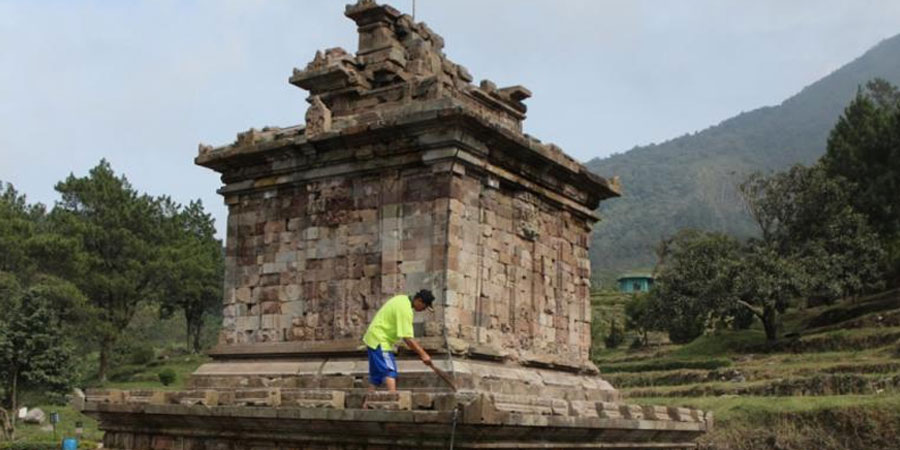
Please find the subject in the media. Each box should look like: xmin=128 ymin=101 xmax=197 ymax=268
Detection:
xmin=78 ymin=387 xmax=711 ymax=431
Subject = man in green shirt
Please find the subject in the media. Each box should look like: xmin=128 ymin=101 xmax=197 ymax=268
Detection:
xmin=363 ymin=289 xmax=435 ymax=393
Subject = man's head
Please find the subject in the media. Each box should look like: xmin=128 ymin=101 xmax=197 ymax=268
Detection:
xmin=411 ymin=289 xmax=435 ymax=312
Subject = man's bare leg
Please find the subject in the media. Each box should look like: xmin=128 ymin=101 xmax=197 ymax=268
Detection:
xmin=385 ymin=376 xmax=397 ymax=392
xmin=362 ymin=383 xmax=377 ymax=409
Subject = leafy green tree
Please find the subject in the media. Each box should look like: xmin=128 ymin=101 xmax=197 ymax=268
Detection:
xmin=741 ymin=165 xmax=884 ymax=302
xmin=739 ymin=165 xmax=884 ymax=341
xmin=51 ymin=160 xmax=168 ymax=381
xmin=729 ymin=244 xmax=801 ymax=342
xmin=0 ymin=183 xmax=46 ymax=279
xmin=156 ymin=200 xmax=224 ymax=353
xmin=0 ymin=275 xmax=77 ymax=440
xmin=649 ymin=229 xmax=741 ymax=344
xmin=821 ymin=78 xmax=900 ymax=284
xmin=0 ymin=183 xmax=86 ymax=440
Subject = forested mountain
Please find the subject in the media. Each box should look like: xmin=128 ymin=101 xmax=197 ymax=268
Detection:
xmin=586 ymin=33 xmax=900 ymax=284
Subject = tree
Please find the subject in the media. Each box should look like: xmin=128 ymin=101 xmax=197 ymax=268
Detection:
xmin=0 ymin=184 xmax=86 ymax=440
xmin=156 ymin=200 xmax=224 ymax=353
xmin=648 ymin=229 xmax=741 ymax=344
xmin=741 ymin=166 xmax=885 ymax=301
xmin=0 ymin=183 xmax=45 ymax=279
xmin=739 ymin=165 xmax=884 ymax=341
xmin=821 ymin=79 xmax=900 ymax=284
xmin=730 ymin=244 xmax=801 ymax=342
xmin=0 ymin=275 xmax=77 ymax=440
xmin=51 ymin=160 xmax=167 ymax=381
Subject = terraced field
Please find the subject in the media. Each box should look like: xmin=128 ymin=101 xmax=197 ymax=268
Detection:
xmin=593 ymin=289 xmax=900 ymax=449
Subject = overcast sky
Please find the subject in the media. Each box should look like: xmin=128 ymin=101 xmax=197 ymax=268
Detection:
xmin=2 ymin=0 xmax=900 ymax=237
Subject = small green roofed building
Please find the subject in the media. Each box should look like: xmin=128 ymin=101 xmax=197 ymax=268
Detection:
xmin=617 ymin=271 xmax=654 ymax=293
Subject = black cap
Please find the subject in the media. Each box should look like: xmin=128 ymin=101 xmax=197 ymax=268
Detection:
xmin=414 ymin=289 xmax=435 ymax=311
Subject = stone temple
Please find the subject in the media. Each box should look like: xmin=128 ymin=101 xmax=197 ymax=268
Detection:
xmin=79 ymin=1 xmax=710 ymax=448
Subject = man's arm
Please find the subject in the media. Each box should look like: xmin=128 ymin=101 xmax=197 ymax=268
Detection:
xmin=403 ymin=338 xmax=432 ymax=366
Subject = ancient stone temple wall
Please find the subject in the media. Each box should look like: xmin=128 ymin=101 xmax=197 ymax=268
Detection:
xmin=443 ymin=167 xmax=594 ymax=364
xmin=221 ymin=166 xmax=454 ymax=346
xmin=219 ymin=156 xmax=595 ymax=366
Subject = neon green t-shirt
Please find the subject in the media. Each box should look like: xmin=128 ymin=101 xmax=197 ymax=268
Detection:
xmin=363 ymin=294 xmax=414 ymax=351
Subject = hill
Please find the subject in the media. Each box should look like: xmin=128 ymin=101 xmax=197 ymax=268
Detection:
xmin=586 ymin=33 xmax=900 ymax=283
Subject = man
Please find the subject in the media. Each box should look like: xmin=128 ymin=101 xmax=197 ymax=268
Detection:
xmin=363 ymin=289 xmax=435 ymax=393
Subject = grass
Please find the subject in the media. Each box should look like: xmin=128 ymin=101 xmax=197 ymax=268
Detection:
xmin=599 ymin=357 xmax=733 ymax=373
xmin=636 ymin=394 xmax=900 ymax=450
xmin=780 ymin=288 xmax=900 ymax=331
xmin=7 ymin=354 xmax=209 ymax=447
xmin=670 ymin=329 xmax=764 ymax=357
xmin=93 ymin=354 xmax=210 ymax=391
xmin=10 ymin=404 xmax=101 ymax=448
xmin=631 ymin=394 xmax=900 ymax=422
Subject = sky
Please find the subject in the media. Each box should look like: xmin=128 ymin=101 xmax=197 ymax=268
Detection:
xmin=2 ymin=0 xmax=900 ymax=237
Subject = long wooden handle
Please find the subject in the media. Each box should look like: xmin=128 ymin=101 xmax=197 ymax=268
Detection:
xmin=429 ymin=364 xmax=457 ymax=391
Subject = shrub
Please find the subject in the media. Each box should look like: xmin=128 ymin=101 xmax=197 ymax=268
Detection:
xmin=111 ymin=337 xmax=155 ymax=367
xmin=604 ymin=319 xmax=625 ymax=349
xmin=158 ymin=368 xmax=177 ymax=386
xmin=624 ymin=294 xmax=654 ymax=345
xmin=129 ymin=344 xmax=156 ymax=365
xmin=629 ymin=337 xmax=643 ymax=349
xmin=108 ymin=365 xmax=145 ymax=382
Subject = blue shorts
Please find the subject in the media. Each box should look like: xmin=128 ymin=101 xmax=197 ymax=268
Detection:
xmin=367 ymin=345 xmax=397 ymax=386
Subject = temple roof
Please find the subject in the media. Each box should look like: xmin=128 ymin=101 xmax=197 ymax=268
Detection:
xmin=196 ymin=0 xmax=621 ymax=203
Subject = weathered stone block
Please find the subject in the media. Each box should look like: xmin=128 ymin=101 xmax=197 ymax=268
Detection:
xmin=619 ymin=404 xmax=644 ymax=420
xmin=596 ymin=401 xmax=623 ymax=419
xmin=235 ymin=315 xmax=259 ymax=330
xmin=282 ymin=300 xmax=305 ymax=316
xmin=412 ymin=392 xmax=435 ymax=410
xmin=642 ymin=405 xmax=671 ymax=421
xmin=85 ymin=388 xmax=125 ymax=404
xmin=364 ymin=391 xmax=411 ymax=410
xmin=667 ymin=406 xmax=699 ymax=422
xmin=283 ymin=390 xmax=346 ymax=409
xmin=234 ymin=388 xmax=281 ymax=407
xmin=568 ymin=400 xmax=598 ymax=418
xmin=492 ymin=394 xmax=568 ymax=416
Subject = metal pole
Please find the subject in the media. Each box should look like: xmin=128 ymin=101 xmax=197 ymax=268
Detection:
xmin=412 ymin=0 xmax=416 ymax=21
